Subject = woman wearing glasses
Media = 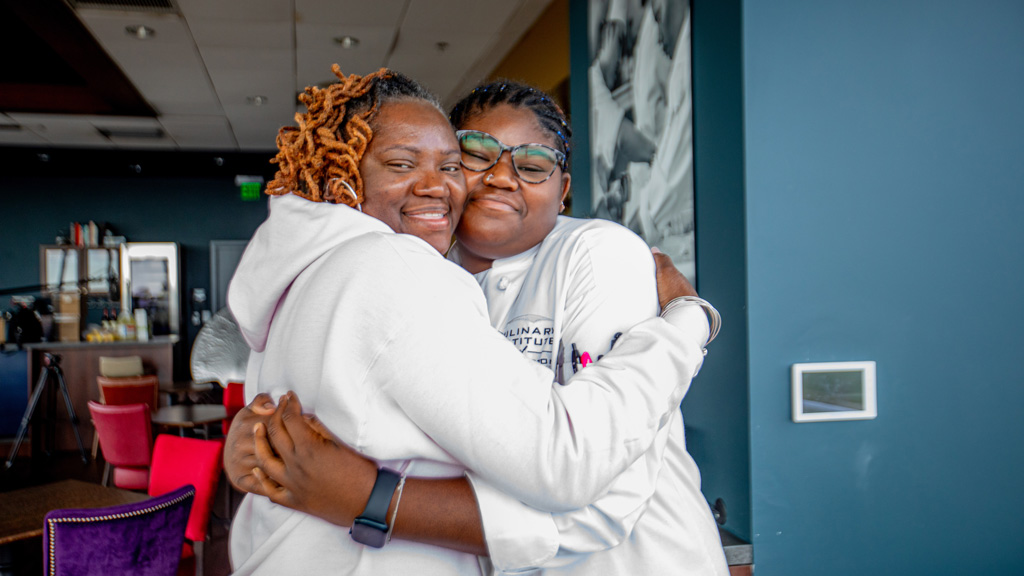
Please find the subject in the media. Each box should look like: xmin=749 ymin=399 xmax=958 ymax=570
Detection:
xmin=230 ymin=80 xmax=728 ymax=575
xmin=449 ymin=84 xmax=728 ymax=574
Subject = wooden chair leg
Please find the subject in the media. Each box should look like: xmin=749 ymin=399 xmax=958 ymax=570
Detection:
xmin=101 ymin=462 xmax=111 ymax=486
xmin=90 ymin=423 xmax=100 ymax=459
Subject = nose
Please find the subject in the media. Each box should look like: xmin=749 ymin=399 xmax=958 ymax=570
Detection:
xmin=413 ymin=168 xmax=449 ymax=198
xmin=485 ymin=152 xmax=519 ymax=190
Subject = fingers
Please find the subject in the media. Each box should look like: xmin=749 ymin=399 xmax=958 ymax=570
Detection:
xmin=225 ymin=447 xmax=261 ymax=488
xmin=303 ymin=413 xmax=341 ymax=444
xmin=248 ymin=393 xmax=278 ymax=415
xmin=225 ymin=398 xmax=273 ymax=493
xmin=265 ymin=393 xmax=296 ymax=456
xmin=281 ymin=390 xmax=304 ymax=417
xmin=228 ymin=396 xmax=274 ymax=447
xmin=253 ymin=421 xmax=288 ymax=482
xmin=251 ymin=467 xmax=287 ymax=505
xmin=230 ymin=470 xmax=267 ymax=497
xmin=277 ymin=391 xmax=312 ymax=447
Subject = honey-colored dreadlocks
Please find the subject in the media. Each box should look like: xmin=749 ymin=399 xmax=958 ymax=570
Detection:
xmin=266 ymin=66 xmax=389 ymax=207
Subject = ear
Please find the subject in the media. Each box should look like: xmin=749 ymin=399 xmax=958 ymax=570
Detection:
xmin=559 ymin=172 xmax=572 ymax=209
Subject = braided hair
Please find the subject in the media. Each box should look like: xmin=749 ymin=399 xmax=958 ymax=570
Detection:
xmin=267 ymin=65 xmax=443 ymax=206
xmin=449 ymin=80 xmax=572 ymax=170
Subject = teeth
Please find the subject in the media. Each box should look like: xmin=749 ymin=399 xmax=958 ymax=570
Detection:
xmin=409 ymin=212 xmax=446 ymax=220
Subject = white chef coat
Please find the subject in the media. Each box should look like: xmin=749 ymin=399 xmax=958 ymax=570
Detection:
xmin=452 ymin=217 xmax=728 ymax=575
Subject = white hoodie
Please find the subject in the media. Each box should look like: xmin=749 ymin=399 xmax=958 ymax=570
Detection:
xmin=228 ymin=194 xmax=710 ymax=575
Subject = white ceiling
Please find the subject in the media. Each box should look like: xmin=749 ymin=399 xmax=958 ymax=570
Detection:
xmin=0 ymin=0 xmax=555 ymax=152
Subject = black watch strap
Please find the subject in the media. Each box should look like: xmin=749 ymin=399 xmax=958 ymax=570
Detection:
xmin=350 ymin=467 xmax=402 ymax=548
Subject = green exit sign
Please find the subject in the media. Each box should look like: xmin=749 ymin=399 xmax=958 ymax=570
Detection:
xmin=240 ymin=182 xmax=262 ymax=201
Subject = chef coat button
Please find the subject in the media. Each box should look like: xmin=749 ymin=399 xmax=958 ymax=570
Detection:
xmin=497 ymin=277 xmax=510 ymax=290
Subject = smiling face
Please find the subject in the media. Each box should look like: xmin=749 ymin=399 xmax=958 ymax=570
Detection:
xmin=359 ymin=99 xmax=467 ymax=254
xmin=454 ymin=104 xmax=571 ymax=271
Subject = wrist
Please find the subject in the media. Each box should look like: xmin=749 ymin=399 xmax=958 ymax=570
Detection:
xmin=351 ymin=466 xmax=405 ymax=548
xmin=661 ymin=296 xmax=721 ymax=352
xmin=346 ymin=458 xmax=379 ymax=525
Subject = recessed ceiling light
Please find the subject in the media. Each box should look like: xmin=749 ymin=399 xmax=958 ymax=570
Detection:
xmin=334 ymin=35 xmax=359 ymax=49
xmin=247 ymin=95 xmax=269 ymax=106
xmin=125 ymin=25 xmax=156 ymax=40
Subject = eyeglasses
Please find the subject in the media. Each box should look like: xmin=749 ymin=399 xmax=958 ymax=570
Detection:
xmin=456 ymin=130 xmax=566 ymax=184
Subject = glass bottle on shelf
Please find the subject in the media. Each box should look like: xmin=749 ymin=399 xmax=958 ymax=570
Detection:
xmin=116 ymin=308 xmax=136 ymax=341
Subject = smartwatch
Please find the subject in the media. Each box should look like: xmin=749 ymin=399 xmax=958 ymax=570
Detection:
xmin=350 ymin=467 xmax=402 ymax=548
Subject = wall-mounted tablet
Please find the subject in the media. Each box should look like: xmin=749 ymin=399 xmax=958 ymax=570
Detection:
xmin=791 ymin=361 xmax=876 ymax=423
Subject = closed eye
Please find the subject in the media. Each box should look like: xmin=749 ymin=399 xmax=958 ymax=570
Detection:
xmin=463 ymin=150 xmax=491 ymax=162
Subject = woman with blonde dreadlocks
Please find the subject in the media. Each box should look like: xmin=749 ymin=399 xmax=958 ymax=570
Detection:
xmin=227 ymin=67 xmax=713 ymax=574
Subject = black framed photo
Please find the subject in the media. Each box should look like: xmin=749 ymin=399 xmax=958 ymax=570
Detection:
xmin=588 ymin=0 xmax=695 ymax=283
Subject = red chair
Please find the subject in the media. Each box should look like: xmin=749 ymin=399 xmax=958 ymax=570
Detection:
xmin=149 ymin=434 xmax=224 ymax=576
xmin=88 ymin=401 xmax=153 ymax=490
xmin=98 ymin=374 xmax=160 ymax=412
xmin=221 ymin=381 xmax=245 ymax=435
xmin=91 ymin=374 xmax=159 ymax=459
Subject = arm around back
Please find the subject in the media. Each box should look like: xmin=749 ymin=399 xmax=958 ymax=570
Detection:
xmin=372 ymin=244 xmax=707 ymax=511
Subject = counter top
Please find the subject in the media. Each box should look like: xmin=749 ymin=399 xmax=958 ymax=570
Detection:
xmin=720 ymin=527 xmax=753 ymax=566
xmin=22 ymin=335 xmax=179 ymax=350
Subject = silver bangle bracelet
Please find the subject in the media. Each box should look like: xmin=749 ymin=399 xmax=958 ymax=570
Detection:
xmin=661 ymin=296 xmax=721 ymax=349
xmin=385 ymin=475 xmax=406 ymax=544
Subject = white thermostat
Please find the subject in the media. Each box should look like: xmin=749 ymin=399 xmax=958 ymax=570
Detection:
xmin=791 ymin=361 xmax=876 ymax=423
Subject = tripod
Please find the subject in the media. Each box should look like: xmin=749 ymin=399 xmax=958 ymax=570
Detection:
xmin=5 ymin=353 xmax=89 ymax=469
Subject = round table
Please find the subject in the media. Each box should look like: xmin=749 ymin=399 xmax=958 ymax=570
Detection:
xmin=152 ymin=404 xmax=227 ymax=437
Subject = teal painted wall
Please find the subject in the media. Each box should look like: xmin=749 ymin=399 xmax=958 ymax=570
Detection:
xmin=568 ymin=0 xmax=593 ymax=217
xmin=743 ymin=0 xmax=1024 ymax=574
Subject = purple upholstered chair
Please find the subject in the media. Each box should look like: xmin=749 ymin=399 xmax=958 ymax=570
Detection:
xmin=42 ymin=484 xmax=194 ymax=576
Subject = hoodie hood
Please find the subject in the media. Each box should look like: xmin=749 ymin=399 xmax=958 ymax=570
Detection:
xmin=228 ymin=193 xmax=391 ymax=352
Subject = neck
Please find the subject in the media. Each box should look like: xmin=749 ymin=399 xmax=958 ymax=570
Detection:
xmin=457 ymin=248 xmax=494 ymax=274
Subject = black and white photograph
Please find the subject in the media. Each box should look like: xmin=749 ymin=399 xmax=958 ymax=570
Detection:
xmin=589 ymin=0 xmax=695 ymax=282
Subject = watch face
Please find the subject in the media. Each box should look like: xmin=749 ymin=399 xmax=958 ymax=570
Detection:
xmin=351 ymin=520 xmax=387 ymax=548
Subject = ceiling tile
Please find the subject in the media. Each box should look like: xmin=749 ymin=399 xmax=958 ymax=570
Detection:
xmin=189 ymin=20 xmax=294 ymax=49
xmin=401 ymin=0 xmax=519 ymax=32
xmin=75 ymin=10 xmax=195 ymax=45
xmin=159 ymin=115 xmax=237 ymax=149
xmin=7 ymin=114 xmax=113 ymax=147
xmin=222 ymin=102 xmax=295 ymax=151
xmin=294 ymin=0 xmax=407 ymax=27
xmin=88 ymin=116 xmax=163 ymax=129
xmin=107 ymin=136 xmax=177 ymax=150
xmin=200 ymin=46 xmax=293 ymax=74
xmin=75 ymin=9 xmax=221 ymax=116
xmin=176 ymin=0 xmax=294 ymax=23
xmin=0 ymin=129 xmax=48 ymax=146
xmin=387 ymin=29 xmax=498 ymax=98
xmin=204 ymin=66 xmax=295 ymax=108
